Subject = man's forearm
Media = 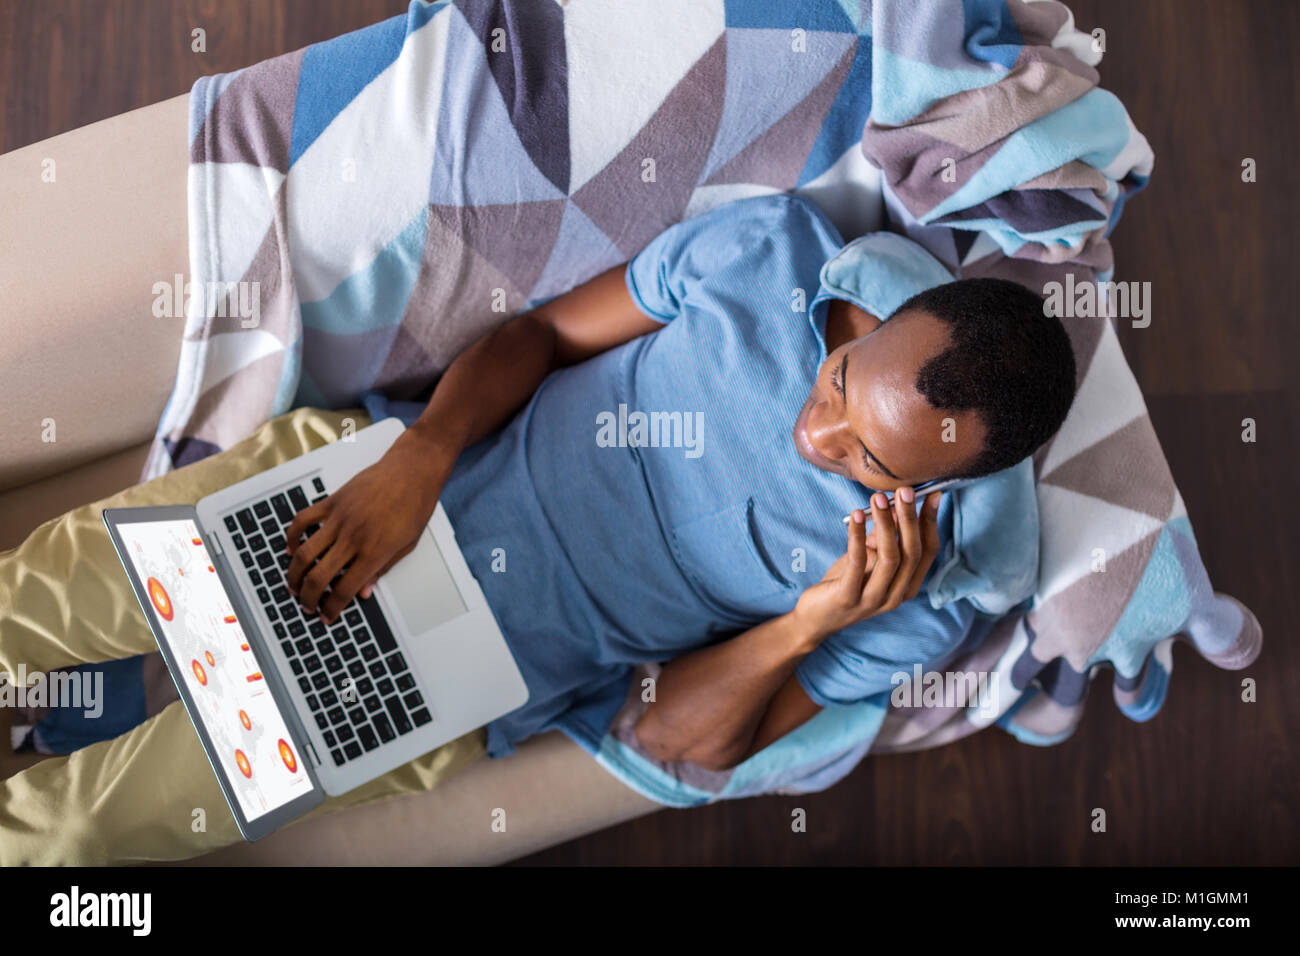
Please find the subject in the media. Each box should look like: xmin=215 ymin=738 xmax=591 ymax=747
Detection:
xmin=633 ymin=611 xmax=824 ymax=770
xmin=404 ymin=312 xmax=558 ymax=458
xmin=396 ymin=263 xmax=657 ymax=461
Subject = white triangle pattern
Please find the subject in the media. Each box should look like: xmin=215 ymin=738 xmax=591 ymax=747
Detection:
xmin=563 ymin=0 xmax=726 ymax=193
xmin=1039 ymin=317 xmax=1146 ymax=477
xmin=286 ymin=11 xmax=450 ymax=303
xmin=1036 ymin=483 xmax=1165 ymax=604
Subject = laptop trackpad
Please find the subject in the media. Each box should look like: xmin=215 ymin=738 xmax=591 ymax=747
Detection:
xmin=380 ymin=528 xmax=468 ymax=636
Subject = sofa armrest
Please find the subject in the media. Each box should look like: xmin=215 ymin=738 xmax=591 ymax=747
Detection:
xmin=180 ymin=730 xmax=661 ymax=866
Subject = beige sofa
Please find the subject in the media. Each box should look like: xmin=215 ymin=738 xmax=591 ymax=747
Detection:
xmin=0 ymin=438 xmax=660 ymax=865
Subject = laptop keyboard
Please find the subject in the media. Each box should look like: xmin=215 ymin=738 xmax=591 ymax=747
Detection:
xmin=222 ymin=476 xmax=433 ymax=768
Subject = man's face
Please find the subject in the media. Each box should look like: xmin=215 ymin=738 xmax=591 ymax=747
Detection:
xmin=792 ymin=307 xmax=988 ymax=491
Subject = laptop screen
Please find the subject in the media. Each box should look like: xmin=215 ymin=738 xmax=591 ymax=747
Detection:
xmin=116 ymin=517 xmax=316 ymax=822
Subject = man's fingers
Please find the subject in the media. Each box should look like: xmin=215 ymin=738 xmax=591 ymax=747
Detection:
xmin=321 ymin=542 xmax=415 ymax=621
xmin=298 ymin=537 xmax=353 ymax=613
xmin=285 ymin=520 xmax=336 ymax=592
xmin=886 ymin=487 xmax=923 ymax=608
xmin=319 ymin=560 xmax=379 ymax=623
xmin=837 ymin=510 xmax=870 ymax=602
xmin=902 ymin=491 xmax=943 ymax=601
xmin=861 ymin=492 xmax=899 ymax=608
xmin=285 ymin=502 xmax=329 ymax=556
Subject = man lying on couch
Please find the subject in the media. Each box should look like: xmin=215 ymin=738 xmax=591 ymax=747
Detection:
xmin=0 ymin=193 xmax=1075 ymax=863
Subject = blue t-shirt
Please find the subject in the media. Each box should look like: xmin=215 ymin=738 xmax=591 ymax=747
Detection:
xmin=432 ymin=193 xmax=1015 ymax=760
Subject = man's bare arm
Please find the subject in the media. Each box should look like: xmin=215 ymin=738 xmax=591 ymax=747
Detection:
xmin=287 ymin=263 xmax=661 ymax=620
xmin=633 ymin=612 xmax=824 ymax=771
xmin=407 ymin=263 xmax=660 ymax=454
xmin=635 ymin=490 xmax=943 ymax=771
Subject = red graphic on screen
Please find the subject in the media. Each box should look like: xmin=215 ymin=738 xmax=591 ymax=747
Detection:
xmin=192 ymin=537 xmax=203 ymax=545
xmin=278 ymin=739 xmax=298 ymax=773
xmin=239 ymin=709 xmax=252 ymax=731
xmin=223 ymin=615 xmax=237 ymax=624
xmin=191 ymin=659 xmax=208 ymax=685
xmin=235 ymin=749 xmax=252 ymax=778
xmin=204 ymin=650 xmax=215 ymax=666
xmin=147 ymin=577 xmax=174 ymax=621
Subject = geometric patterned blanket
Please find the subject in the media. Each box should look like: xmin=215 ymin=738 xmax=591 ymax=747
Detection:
xmin=22 ymin=1 xmax=1260 ymax=808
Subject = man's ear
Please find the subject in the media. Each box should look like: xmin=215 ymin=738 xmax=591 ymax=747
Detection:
xmin=828 ymin=298 xmax=883 ymax=346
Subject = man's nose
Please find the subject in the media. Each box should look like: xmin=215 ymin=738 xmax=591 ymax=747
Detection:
xmin=806 ymin=407 xmax=847 ymax=461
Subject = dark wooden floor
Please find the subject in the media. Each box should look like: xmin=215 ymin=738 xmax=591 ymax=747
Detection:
xmin=2 ymin=0 xmax=1295 ymax=865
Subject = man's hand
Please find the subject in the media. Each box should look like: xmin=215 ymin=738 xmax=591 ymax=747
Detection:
xmin=284 ymin=428 xmax=456 ymax=623
xmin=792 ymin=487 xmax=942 ymax=640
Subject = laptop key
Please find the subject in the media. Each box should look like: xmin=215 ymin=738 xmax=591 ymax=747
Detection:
xmin=254 ymin=500 xmax=271 ymax=519
xmin=374 ymin=714 xmax=396 ymax=743
xmin=359 ymin=594 xmax=398 ymax=653
xmin=224 ymin=515 xmax=238 ymax=533
xmin=304 ymin=655 xmax=322 ymax=673
xmin=323 ymin=654 xmax=342 ymax=673
xmin=368 ymin=661 xmax=386 ymax=679
xmin=248 ymin=568 xmax=261 ymax=586
xmin=411 ymin=708 xmax=432 ymax=727
xmin=336 ymin=724 xmax=354 ymax=742
xmin=272 ymin=621 xmax=287 ymax=639
xmin=297 ymin=677 xmax=311 ymax=694
xmin=344 ymin=741 xmax=362 ymax=760
xmin=311 ymin=671 xmax=330 ymax=690
xmin=269 ymin=534 xmax=286 ymax=553
xmin=363 ymin=694 xmax=382 ymax=714
xmin=348 ymin=660 xmax=365 ymax=678
xmin=403 ymin=690 xmax=423 ymax=711
xmin=248 ymin=533 xmax=265 ymax=552
xmin=330 ymin=748 xmax=345 ymax=767
xmin=240 ymin=551 xmax=255 ymax=569
xmin=309 ymin=620 xmax=327 ymax=638
xmin=384 ymin=697 xmax=413 ymax=736
xmin=290 ymin=658 xmax=303 ymax=675
xmin=288 ymin=485 xmax=310 ymax=512
xmin=320 ymin=689 xmax=338 ymax=708
xmin=306 ymin=694 xmax=319 ymax=712
xmin=375 ymin=677 xmax=394 ymax=697
xmin=347 ymin=706 xmax=366 ymax=727
xmin=272 ymin=585 xmax=290 ymax=604
xmin=314 ymin=712 xmax=328 ymax=730
xmin=256 ymin=586 xmax=270 ymax=606
xmin=236 ymin=509 xmax=256 ymax=534
xmin=327 ymin=706 xmax=345 ymax=725
xmin=256 ymin=551 xmax=275 ymax=570
xmin=358 ymin=725 xmax=379 ymax=751
xmin=313 ymin=476 xmax=325 ymax=494
xmin=395 ymin=673 xmax=415 ymax=692
xmin=232 ymin=533 xmax=245 ymax=551
xmin=339 ymin=642 xmax=358 ymax=661
xmin=385 ymin=651 xmax=408 ymax=675
xmin=271 ymin=493 xmax=293 ymax=524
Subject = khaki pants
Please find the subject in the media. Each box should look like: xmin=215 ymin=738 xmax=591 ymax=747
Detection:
xmin=0 ymin=407 xmax=487 ymax=865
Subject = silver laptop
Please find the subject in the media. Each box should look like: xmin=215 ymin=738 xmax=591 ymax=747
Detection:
xmin=103 ymin=416 xmax=528 ymax=841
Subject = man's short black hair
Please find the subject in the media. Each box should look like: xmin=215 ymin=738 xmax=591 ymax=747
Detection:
xmin=892 ymin=277 xmax=1076 ymax=480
